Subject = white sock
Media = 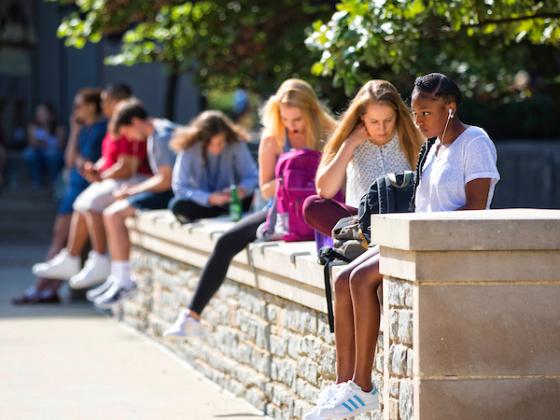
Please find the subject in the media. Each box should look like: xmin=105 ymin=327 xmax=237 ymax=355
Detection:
xmin=111 ymin=261 xmax=133 ymax=289
xmin=64 ymin=249 xmax=81 ymax=263
xmin=91 ymin=251 xmax=108 ymax=259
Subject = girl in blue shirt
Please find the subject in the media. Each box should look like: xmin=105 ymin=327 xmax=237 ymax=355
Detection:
xmin=168 ymin=110 xmax=258 ymax=223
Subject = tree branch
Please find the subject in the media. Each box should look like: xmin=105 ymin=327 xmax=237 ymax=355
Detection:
xmin=463 ymin=12 xmax=560 ymax=28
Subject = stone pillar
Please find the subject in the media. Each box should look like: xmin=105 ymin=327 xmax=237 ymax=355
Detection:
xmin=373 ymin=209 xmax=560 ymax=420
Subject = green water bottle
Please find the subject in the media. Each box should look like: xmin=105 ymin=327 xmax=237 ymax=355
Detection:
xmin=229 ymin=184 xmax=242 ymax=222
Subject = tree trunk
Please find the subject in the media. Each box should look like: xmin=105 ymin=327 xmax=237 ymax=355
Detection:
xmin=164 ymin=63 xmax=180 ymax=121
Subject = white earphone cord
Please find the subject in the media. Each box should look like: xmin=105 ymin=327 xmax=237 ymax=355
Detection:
xmin=440 ymin=109 xmax=453 ymax=144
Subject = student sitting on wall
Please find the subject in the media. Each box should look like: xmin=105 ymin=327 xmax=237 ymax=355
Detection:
xmin=305 ymin=74 xmax=500 ymax=420
xmin=167 ymin=110 xmax=258 ymax=223
xmin=27 ymin=84 xmax=151 ymax=292
xmin=89 ymin=99 xmax=178 ymax=309
xmin=162 ymin=79 xmax=336 ymax=338
xmin=303 ymin=79 xmax=424 ymax=419
xmin=12 ymin=88 xmax=106 ymax=305
xmin=303 ymin=80 xmax=423 ymax=238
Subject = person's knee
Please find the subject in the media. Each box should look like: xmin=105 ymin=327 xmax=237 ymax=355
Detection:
xmin=169 ymin=198 xmax=199 ymax=223
xmin=348 ymin=266 xmax=370 ymax=293
xmin=168 ymin=196 xmax=180 ymax=212
xmin=213 ymin=230 xmax=241 ymax=255
xmin=88 ymin=193 xmax=112 ymax=213
xmin=72 ymin=196 xmax=90 ymax=212
xmin=302 ymin=195 xmax=323 ymax=225
xmin=334 ymin=268 xmax=351 ymax=296
xmin=349 ymin=263 xmax=381 ymax=294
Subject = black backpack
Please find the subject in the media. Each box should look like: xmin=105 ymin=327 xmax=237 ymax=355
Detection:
xmin=318 ymin=138 xmax=436 ymax=333
xmin=357 ymin=171 xmax=415 ymax=242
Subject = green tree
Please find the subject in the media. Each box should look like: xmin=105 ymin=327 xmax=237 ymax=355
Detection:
xmin=51 ymin=0 xmax=334 ymax=119
xmin=306 ymin=0 xmax=560 ymax=97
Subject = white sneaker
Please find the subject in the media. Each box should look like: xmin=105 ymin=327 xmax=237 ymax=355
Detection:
xmin=302 ymin=407 xmax=324 ymax=420
xmin=316 ymin=383 xmax=344 ymax=406
xmin=162 ymin=310 xmax=205 ymax=339
xmin=69 ymin=252 xmax=110 ymax=289
xmin=94 ymin=282 xmax=137 ymax=309
xmin=303 ymin=383 xmax=344 ymax=420
xmin=86 ymin=277 xmax=114 ymax=302
xmin=317 ymin=381 xmax=379 ymax=419
xmin=32 ymin=249 xmax=81 ymax=280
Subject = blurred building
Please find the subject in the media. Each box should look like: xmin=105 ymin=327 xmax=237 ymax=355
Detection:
xmin=0 ymin=0 xmax=200 ymax=147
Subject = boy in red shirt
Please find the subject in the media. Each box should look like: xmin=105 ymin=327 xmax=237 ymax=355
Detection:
xmin=31 ymin=84 xmax=151 ymax=291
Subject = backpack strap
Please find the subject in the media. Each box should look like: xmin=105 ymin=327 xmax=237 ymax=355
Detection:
xmin=318 ymin=248 xmax=352 ymax=333
xmin=409 ymin=138 xmax=436 ymax=211
xmin=388 ymin=171 xmax=414 ymax=188
xmin=378 ymin=176 xmax=390 ymax=214
xmin=323 ymin=262 xmax=335 ymax=333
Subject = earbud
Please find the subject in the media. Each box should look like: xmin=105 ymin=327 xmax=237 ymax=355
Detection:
xmin=448 ymin=108 xmax=454 ymax=118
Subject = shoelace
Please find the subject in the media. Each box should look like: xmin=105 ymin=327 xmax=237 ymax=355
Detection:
xmin=317 ymin=384 xmax=341 ymax=405
xmin=325 ymin=383 xmax=357 ymax=407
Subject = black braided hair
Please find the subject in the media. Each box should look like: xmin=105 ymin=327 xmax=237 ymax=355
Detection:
xmin=413 ymin=73 xmax=462 ymax=105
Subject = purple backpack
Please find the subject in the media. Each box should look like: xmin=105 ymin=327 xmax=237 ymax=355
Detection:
xmin=257 ymin=149 xmax=321 ymax=242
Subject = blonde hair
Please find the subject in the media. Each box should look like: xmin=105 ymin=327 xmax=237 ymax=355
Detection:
xmin=321 ymin=80 xmax=424 ymax=168
xmin=170 ymin=110 xmax=249 ymax=155
xmin=260 ymin=79 xmax=335 ymax=151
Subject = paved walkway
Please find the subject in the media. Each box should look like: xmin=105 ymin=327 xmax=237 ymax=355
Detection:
xmin=0 ymin=241 xmax=266 ymax=420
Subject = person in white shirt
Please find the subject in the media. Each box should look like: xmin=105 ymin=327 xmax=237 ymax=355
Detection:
xmin=412 ymin=73 xmax=500 ymax=212
xmin=306 ymin=74 xmax=499 ymax=420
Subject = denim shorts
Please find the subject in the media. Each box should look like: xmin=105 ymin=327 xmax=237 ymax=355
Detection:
xmin=58 ymin=181 xmax=88 ymax=215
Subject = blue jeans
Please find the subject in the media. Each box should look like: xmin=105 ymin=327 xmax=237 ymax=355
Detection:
xmin=23 ymin=147 xmax=64 ymax=187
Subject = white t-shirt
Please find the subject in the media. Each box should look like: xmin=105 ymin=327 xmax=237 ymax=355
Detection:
xmin=415 ymin=126 xmax=500 ymax=212
xmin=345 ymin=135 xmax=411 ymax=207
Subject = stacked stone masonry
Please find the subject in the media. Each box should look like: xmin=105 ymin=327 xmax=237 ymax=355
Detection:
xmin=373 ymin=209 xmax=560 ymax=420
xmin=384 ymin=277 xmax=414 ymax=420
xmin=118 ymin=211 xmax=384 ymax=420
xmin=120 ymin=209 xmax=560 ymax=419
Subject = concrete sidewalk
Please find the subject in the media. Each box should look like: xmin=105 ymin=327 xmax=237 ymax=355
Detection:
xmin=0 ymin=241 xmax=267 ymax=420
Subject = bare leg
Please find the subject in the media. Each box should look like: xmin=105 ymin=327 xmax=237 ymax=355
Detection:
xmin=349 ymin=248 xmax=383 ymax=391
xmin=66 ymin=211 xmax=89 ymax=257
xmin=36 ymin=214 xmax=71 ymax=292
xmin=84 ymin=211 xmax=107 ymax=254
xmin=333 ymin=247 xmax=381 ymax=384
xmin=103 ymin=200 xmax=136 ymax=261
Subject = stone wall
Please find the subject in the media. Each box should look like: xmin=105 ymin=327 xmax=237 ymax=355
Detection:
xmin=384 ymin=277 xmax=414 ymax=420
xmin=119 ymin=211 xmax=385 ymax=419
xmin=373 ymin=209 xmax=560 ymax=420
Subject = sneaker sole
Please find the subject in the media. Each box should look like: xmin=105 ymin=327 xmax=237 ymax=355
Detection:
xmin=32 ymin=269 xmax=75 ymax=280
xmin=69 ymin=278 xmax=106 ymax=290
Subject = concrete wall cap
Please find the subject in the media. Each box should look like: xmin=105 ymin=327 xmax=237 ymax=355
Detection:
xmin=372 ymin=209 xmax=560 ymax=251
